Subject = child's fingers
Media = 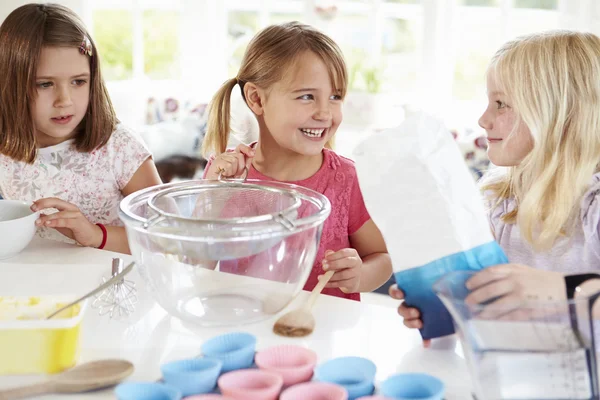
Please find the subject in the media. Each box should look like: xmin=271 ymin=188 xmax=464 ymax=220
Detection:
xmin=322 ymin=256 xmax=360 ymax=271
xmin=43 ymin=217 xmax=79 ymax=229
xmin=234 ymin=144 xmax=255 ymax=171
xmin=220 ymin=152 xmax=248 ymax=177
xmin=388 ymin=284 xmax=404 ymax=300
xmin=213 ymin=154 xmax=242 ymax=177
xmin=232 ymin=152 xmax=248 ymax=175
xmin=325 ymin=277 xmax=356 ymax=289
xmin=397 ymin=303 xmax=420 ymax=319
xmin=40 ymin=215 xmax=84 ymax=228
xmin=235 ymin=143 xmax=254 ymax=157
xmin=403 ymin=318 xmax=423 ymax=329
xmin=327 ymin=269 xmax=357 ymax=283
xmin=36 ymin=211 xmax=81 ymax=226
xmin=32 ymin=197 xmax=78 ymax=212
xmin=397 ymin=303 xmax=424 ymax=329
xmin=323 ymin=248 xmax=356 ymax=261
xmin=465 ymin=265 xmax=510 ymax=290
xmin=235 ymin=143 xmax=255 ymax=158
xmin=465 ymin=278 xmax=514 ymax=305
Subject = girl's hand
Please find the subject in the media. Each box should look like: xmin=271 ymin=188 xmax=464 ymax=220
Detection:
xmin=31 ymin=198 xmax=103 ymax=248
xmin=389 ymin=284 xmax=431 ymax=348
xmin=322 ymin=249 xmax=362 ymax=293
xmin=205 ymin=144 xmax=255 ymax=180
xmin=465 ymin=263 xmax=565 ymax=319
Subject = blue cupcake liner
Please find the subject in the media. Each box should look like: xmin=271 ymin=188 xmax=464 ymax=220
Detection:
xmin=380 ymin=373 xmax=445 ymax=400
xmin=315 ymin=356 xmax=377 ymax=400
xmin=200 ymin=332 xmax=257 ymax=372
xmin=161 ymin=358 xmax=223 ymax=396
xmin=115 ymin=382 xmax=182 ymax=400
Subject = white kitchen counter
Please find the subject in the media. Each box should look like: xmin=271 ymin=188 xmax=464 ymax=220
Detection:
xmin=0 ymin=237 xmax=473 ymax=399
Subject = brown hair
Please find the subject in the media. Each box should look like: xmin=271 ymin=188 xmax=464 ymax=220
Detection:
xmin=202 ymin=21 xmax=347 ymax=157
xmin=0 ymin=3 xmax=117 ymax=163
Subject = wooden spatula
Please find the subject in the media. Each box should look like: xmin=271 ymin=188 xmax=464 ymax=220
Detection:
xmin=273 ymin=270 xmax=334 ymax=337
xmin=0 ymin=359 xmax=134 ymax=400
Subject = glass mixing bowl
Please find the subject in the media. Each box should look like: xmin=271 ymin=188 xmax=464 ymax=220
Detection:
xmin=119 ymin=179 xmax=331 ymax=326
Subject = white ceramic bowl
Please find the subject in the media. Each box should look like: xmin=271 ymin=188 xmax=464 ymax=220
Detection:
xmin=0 ymin=200 xmax=39 ymax=259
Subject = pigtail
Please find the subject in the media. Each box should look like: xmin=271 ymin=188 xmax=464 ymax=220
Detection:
xmin=202 ymin=78 xmax=238 ymax=157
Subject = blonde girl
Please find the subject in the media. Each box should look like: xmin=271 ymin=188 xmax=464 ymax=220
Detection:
xmin=395 ymin=31 xmax=600 ymax=333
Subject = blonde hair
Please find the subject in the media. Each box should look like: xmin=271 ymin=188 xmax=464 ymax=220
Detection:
xmin=0 ymin=3 xmax=117 ymax=163
xmin=202 ymin=21 xmax=347 ymax=157
xmin=482 ymin=30 xmax=600 ymax=250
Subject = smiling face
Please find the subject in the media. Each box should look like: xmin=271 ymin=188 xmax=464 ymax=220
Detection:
xmin=31 ymin=46 xmax=90 ymax=148
xmin=257 ymin=51 xmax=343 ymax=156
xmin=478 ymin=73 xmax=534 ymax=167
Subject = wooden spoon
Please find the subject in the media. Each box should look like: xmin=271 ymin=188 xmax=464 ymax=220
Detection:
xmin=0 ymin=359 xmax=134 ymax=400
xmin=273 ymin=270 xmax=334 ymax=337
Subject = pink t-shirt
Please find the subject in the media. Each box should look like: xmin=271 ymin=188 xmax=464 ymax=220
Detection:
xmin=204 ymin=147 xmax=371 ymax=301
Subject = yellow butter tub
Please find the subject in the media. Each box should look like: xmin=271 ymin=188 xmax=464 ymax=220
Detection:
xmin=0 ymin=296 xmax=87 ymax=374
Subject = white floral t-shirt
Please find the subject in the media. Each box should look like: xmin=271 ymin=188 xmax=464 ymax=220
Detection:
xmin=0 ymin=125 xmax=151 ymax=243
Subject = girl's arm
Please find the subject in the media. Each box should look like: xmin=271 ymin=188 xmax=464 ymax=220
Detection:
xmin=349 ymin=219 xmax=392 ymax=292
xmin=324 ymin=219 xmax=392 ymax=293
xmin=105 ymin=159 xmax=162 ymax=254
xmin=33 ymin=159 xmax=162 ymax=254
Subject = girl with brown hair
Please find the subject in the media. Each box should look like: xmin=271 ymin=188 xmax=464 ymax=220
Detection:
xmin=0 ymin=3 xmax=161 ymax=253
xmin=202 ymin=22 xmax=392 ymax=300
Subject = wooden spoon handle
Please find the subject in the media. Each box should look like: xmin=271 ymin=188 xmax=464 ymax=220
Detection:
xmin=0 ymin=381 xmax=55 ymax=400
xmin=306 ymin=270 xmax=335 ymax=310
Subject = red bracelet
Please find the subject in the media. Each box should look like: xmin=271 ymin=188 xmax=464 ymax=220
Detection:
xmin=96 ymin=223 xmax=107 ymax=250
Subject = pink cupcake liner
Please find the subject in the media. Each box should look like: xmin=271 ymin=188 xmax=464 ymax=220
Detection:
xmin=218 ymin=369 xmax=283 ymax=400
xmin=255 ymin=345 xmax=317 ymax=387
xmin=280 ymin=381 xmax=348 ymax=400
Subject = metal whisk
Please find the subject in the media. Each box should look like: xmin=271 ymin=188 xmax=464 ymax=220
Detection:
xmin=92 ymin=258 xmax=137 ymax=319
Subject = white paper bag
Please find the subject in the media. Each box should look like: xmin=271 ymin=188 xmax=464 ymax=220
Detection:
xmin=353 ymin=113 xmax=508 ymax=339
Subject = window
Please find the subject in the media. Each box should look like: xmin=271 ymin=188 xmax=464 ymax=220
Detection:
xmin=93 ymin=10 xmax=133 ymax=80
xmin=227 ymin=11 xmax=260 ymax=76
xmin=514 ymin=0 xmax=557 ymax=9
xmin=84 ymin=0 xmax=587 ymax=129
xmin=460 ymin=0 xmax=498 ymax=6
xmin=91 ymin=1 xmax=181 ymax=81
xmin=452 ymin=7 xmax=504 ymax=101
xmin=450 ymin=0 xmax=560 ymax=124
xmin=380 ymin=17 xmax=421 ymax=95
xmin=224 ymin=0 xmax=423 ymax=103
xmin=143 ymin=10 xmax=180 ymax=79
